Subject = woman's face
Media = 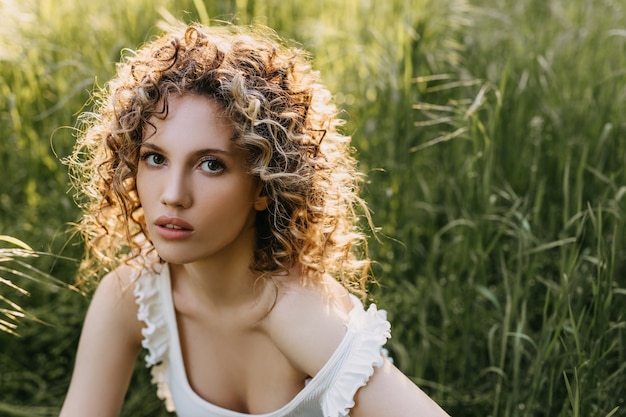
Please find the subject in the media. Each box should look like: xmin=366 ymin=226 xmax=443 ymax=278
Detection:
xmin=136 ymin=94 xmax=268 ymax=266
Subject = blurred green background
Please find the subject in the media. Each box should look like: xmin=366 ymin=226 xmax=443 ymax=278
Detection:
xmin=1 ymin=0 xmax=625 ymax=416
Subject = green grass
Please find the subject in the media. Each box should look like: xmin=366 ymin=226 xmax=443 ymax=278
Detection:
xmin=1 ymin=0 xmax=624 ymax=416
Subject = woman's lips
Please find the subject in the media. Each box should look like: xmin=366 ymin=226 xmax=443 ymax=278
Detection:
xmin=154 ymin=216 xmax=194 ymax=240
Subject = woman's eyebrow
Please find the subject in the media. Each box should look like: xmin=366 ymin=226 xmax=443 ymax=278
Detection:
xmin=139 ymin=142 xmax=232 ymax=157
xmin=192 ymin=148 xmax=232 ymax=158
xmin=139 ymin=142 xmax=163 ymax=152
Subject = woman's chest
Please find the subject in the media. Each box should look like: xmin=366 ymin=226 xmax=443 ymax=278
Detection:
xmin=175 ymin=312 xmax=308 ymax=414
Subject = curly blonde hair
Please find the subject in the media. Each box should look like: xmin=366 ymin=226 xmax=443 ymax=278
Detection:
xmin=69 ymin=23 xmax=371 ymax=295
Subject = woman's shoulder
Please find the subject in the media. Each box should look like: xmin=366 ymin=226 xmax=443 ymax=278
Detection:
xmin=269 ymin=273 xmax=356 ymax=329
xmin=265 ymin=274 xmax=357 ymax=377
xmin=94 ymin=262 xmax=138 ymax=303
xmin=95 ymin=257 xmax=153 ymax=302
xmin=88 ymin=261 xmax=145 ymax=344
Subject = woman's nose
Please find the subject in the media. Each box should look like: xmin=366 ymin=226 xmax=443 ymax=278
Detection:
xmin=160 ymin=170 xmax=192 ymax=208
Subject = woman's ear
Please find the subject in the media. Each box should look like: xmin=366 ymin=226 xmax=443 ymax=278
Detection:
xmin=253 ymin=183 xmax=270 ymax=211
xmin=254 ymin=195 xmax=269 ymax=211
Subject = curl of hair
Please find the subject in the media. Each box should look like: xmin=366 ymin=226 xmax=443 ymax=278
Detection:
xmin=69 ymin=23 xmax=371 ymax=296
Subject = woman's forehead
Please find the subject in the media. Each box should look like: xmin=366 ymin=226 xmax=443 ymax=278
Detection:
xmin=143 ymin=94 xmax=235 ymax=143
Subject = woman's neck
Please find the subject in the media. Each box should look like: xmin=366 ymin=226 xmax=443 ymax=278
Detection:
xmin=169 ymin=259 xmax=262 ymax=309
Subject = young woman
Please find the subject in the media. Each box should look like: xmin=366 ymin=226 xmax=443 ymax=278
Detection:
xmin=60 ymin=22 xmax=450 ymax=417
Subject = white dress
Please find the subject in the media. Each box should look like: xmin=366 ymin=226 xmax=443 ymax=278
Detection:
xmin=133 ymin=262 xmax=392 ymax=417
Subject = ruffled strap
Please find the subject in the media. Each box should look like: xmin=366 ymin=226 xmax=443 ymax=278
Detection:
xmin=133 ymin=262 xmax=175 ymax=412
xmin=322 ymin=297 xmax=392 ymax=417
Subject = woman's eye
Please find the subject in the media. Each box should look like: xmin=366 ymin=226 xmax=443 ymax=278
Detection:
xmin=141 ymin=152 xmax=165 ymax=167
xmin=200 ymin=158 xmax=225 ymax=173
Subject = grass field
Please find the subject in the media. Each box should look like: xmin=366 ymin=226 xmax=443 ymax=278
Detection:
xmin=1 ymin=0 xmax=625 ymax=416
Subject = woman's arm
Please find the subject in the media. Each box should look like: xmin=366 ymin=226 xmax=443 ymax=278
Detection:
xmin=59 ymin=265 xmax=143 ymax=417
xmin=350 ymin=357 xmax=450 ymax=417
